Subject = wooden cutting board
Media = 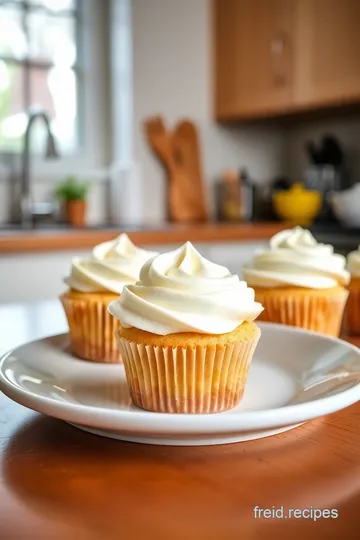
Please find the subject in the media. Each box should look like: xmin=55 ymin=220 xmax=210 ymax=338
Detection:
xmin=173 ymin=119 xmax=208 ymax=221
xmin=144 ymin=116 xmax=208 ymax=222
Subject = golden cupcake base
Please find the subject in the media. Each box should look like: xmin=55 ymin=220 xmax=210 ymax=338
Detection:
xmin=116 ymin=322 xmax=261 ymax=414
xmin=254 ymin=285 xmax=348 ymax=337
xmin=60 ymin=290 xmax=122 ymax=363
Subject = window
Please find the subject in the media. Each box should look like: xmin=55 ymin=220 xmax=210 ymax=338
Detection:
xmin=0 ymin=0 xmax=79 ymax=154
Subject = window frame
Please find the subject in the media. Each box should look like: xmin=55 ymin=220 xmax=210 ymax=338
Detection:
xmin=0 ymin=0 xmax=111 ymax=179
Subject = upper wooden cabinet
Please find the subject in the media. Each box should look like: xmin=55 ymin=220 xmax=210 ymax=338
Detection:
xmin=294 ymin=0 xmax=360 ymax=109
xmin=214 ymin=0 xmax=360 ymax=121
xmin=214 ymin=0 xmax=295 ymax=120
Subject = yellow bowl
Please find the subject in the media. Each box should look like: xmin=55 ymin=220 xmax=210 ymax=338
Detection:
xmin=273 ymin=184 xmax=322 ymax=227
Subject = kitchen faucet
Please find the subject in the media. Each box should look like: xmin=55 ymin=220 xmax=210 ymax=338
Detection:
xmin=20 ymin=109 xmax=59 ymax=228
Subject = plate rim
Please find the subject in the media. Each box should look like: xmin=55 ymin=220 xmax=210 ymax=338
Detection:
xmin=1 ymin=323 xmax=360 ymax=434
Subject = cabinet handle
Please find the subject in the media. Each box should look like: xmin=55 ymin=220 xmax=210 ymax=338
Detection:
xmin=270 ymin=33 xmax=289 ymax=87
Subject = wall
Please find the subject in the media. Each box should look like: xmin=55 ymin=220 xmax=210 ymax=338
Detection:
xmin=131 ymin=0 xmax=287 ymax=222
xmin=285 ymin=114 xmax=360 ymax=184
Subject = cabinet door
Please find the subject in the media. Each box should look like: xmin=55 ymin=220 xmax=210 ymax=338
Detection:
xmin=294 ymin=0 xmax=360 ymax=108
xmin=214 ymin=0 xmax=295 ymax=120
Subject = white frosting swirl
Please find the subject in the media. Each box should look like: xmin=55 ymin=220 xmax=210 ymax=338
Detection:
xmin=65 ymin=234 xmax=158 ymax=294
xmin=244 ymin=227 xmax=349 ymax=289
xmin=347 ymin=246 xmax=360 ymax=277
xmin=109 ymin=242 xmax=263 ymax=335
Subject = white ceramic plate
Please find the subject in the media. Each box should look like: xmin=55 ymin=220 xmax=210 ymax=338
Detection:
xmin=1 ymin=323 xmax=360 ymax=446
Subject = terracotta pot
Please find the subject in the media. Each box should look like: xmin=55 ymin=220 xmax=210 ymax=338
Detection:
xmin=65 ymin=200 xmax=86 ymax=228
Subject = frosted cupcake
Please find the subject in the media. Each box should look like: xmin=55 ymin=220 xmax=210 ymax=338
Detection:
xmin=109 ymin=242 xmax=263 ymax=413
xmin=60 ymin=234 xmax=158 ymax=363
xmin=244 ymin=227 xmax=349 ymax=337
xmin=346 ymin=246 xmax=360 ymax=335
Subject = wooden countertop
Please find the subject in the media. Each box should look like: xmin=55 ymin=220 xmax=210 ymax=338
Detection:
xmin=0 ymin=222 xmax=285 ymax=254
xmin=1 ymin=300 xmax=360 ymax=540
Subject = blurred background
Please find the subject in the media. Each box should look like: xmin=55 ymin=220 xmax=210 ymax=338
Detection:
xmin=0 ymin=0 xmax=359 ymax=224
xmin=1 ymin=0 xmax=360 ymax=302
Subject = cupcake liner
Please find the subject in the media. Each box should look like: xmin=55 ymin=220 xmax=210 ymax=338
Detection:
xmin=60 ymin=293 xmax=121 ymax=363
xmin=256 ymin=289 xmax=348 ymax=337
xmin=345 ymin=281 xmax=360 ymax=335
xmin=116 ymin=328 xmax=260 ymax=413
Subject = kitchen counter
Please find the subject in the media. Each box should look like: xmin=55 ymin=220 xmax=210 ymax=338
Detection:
xmin=0 ymin=222 xmax=286 ymax=254
xmin=1 ymin=300 xmax=360 ymax=540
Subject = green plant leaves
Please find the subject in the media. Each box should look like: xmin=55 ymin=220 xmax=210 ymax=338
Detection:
xmin=55 ymin=175 xmax=89 ymax=201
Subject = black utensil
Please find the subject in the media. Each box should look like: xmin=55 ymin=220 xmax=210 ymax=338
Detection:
xmin=306 ymin=141 xmax=322 ymax=165
xmin=321 ymin=135 xmax=343 ymax=167
xmin=272 ymin=176 xmax=292 ymax=191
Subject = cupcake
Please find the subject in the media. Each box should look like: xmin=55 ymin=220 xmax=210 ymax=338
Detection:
xmin=108 ymin=242 xmax=263 ymax=413
xmin=346 ymin=246 xmax=360 ymax=335
xmin=244 ymin=227 xmax=349 ymax=337
xmin=60 ymin=234 xmax=158 ymax=363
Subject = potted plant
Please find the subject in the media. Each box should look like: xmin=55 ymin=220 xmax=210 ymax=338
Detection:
xmin=55 ymin=176 xmax=90 ymax=227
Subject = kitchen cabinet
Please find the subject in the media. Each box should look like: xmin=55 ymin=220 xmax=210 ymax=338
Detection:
xmin=0 ymin=241 xmax=265 ymax=304
xmin=294 ymin=0 xmax=360 ymax=109
xmin=214 ymin=0 xmax=360 ymax=121
xmin=214 ymin=0 xmax=294 ymax=120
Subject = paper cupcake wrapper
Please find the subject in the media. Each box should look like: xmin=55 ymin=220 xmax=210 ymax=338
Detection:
xmin=116 ymin=329 xmax=260 ymax=413
xmin=60 ymin=293 xmax=121 ymax=363
xmin=256 ymin=290 xmax=348 ymax=337
xmin=345 ymin=284 xmax=360 ymax=335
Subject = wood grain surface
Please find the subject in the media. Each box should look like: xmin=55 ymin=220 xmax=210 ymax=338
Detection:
xmin=0 ymin=222 xmax=285 ymax=254
xmin=144 ymin=116 xmax=207 ymax=223
xmin=172 ymin=120 xmax=209 ymax=222
xmin=1 ymin=392 xmax=360 ymax=540
xmin=1 ymin=303 xmax=360 ymax=540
